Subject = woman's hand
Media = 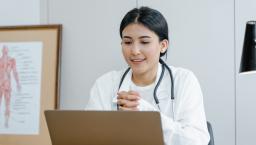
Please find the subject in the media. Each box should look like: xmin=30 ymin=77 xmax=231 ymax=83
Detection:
xmin=117 ymin=91 xmax=140 ymax=111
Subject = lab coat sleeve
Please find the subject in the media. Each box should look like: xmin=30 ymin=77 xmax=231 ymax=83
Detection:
xmin=85 ymin=71 xmax=117 ymax=110
xmin=85 ymin=79 xmax=105 ymax=110
xmin=161 ymin=71 xmax=210 ymax=145
xmin=139 ymin=71 xmax=210 ymax=145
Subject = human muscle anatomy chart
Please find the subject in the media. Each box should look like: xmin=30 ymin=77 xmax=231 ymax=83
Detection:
xmin=0 ymin=42 xmax=42 ymax=134
xmin=0 ymin=45 xmax=21 ymax=128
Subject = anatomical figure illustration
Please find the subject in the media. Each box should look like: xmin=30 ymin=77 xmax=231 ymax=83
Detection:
xmin=0 ymin=45 xmax=21 ymax=128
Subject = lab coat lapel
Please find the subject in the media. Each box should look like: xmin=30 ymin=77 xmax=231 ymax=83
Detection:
xmin=156 ymin=63 xmax=171 ymax=99
xmin=112 ymin=69 xmax=132 ymax=107
xmin=118 ymin=69 xmax=132 ymax=92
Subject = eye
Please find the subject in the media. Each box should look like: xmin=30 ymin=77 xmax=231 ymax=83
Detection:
xmin=141 ymin=41 xmax=150 ymax=44
xmin=123 ymin=41 xmax=132 ymax=45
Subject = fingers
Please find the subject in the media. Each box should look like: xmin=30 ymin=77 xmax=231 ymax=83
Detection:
xmin=117 ymin=90 xmax=140 ymax=111
xmin=117 ymin=91 xmax=140 ymax=100
xmin=117 ymin=99 xmax=139 ymax=107
xmin=118 ymin=90 xmax=139 ymax=96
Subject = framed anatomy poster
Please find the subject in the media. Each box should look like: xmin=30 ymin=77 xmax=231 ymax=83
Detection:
xmin=0 ymin=25 xmax=62 ymax=145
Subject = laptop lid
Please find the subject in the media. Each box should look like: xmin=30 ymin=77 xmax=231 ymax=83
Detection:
xmin=45 ymin=110 xmax=164 ymax=145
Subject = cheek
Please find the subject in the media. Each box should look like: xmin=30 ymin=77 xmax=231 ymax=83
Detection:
xmin=144 ymin=45 xmax=161 ymax=59
xmin=122 ymin=47 xmax=130 ymax=61
xmin=122 ymin=47 xmax=128 ymax=55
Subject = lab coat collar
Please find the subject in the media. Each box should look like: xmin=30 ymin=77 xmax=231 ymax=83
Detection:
xmin=120 ymin=62 xmax=162 ymax=91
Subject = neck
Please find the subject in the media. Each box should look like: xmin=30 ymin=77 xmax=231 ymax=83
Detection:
xmin=132 ymin=65 xmax=158 ymax=86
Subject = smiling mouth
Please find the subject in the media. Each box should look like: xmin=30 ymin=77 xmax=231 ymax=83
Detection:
xmin=130 ymin=58 xmax=146 ymax=63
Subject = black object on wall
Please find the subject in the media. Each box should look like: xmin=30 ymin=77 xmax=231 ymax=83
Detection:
xmin=239 ymin=21 xmax=256 ymax=74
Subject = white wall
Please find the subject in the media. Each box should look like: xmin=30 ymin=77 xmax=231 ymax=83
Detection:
xmin=47 ymin=0 xmax=136 ymax=109
xmin=0 ymin=0 xmax=40 ymax=26
xmin=235 ymin=0 xmax=256 ymax=144
xmin=44 ymin=0 xmax=256 ymax=145
xmin=0 ymin=0 xmax=255 ymax=145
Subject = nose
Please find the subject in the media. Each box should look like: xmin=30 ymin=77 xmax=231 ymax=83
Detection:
xmin=130 ymin=43 xmax=141 ymax=55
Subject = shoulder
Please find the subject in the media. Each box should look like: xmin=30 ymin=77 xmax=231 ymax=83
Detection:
xmin=93 ymin=68 xmax=129 ymax=91
xmin=169 ymin=66 xmax=197 ymax=80
xmin=94 ymin=69 xmax=126 ymax=84
xmin=167 ymin=66 xmax=204 ymax=103
xmin=167 ymin=65 xmax=201 ymax=90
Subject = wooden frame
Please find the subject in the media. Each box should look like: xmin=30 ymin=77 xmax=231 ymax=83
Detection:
xmin=0 ymin=25 xmax=62 ymax=145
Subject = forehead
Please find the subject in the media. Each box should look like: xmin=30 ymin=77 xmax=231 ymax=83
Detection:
xmin=122 ymin=23 xmax=157 ymax=38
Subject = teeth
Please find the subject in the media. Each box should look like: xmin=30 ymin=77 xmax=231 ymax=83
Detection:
xmin=132 ymin=59 xmax=143 ymax=62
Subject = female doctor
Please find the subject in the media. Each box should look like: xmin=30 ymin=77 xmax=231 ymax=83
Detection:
xmin=86 ymin=6 xmax=210 ymax=145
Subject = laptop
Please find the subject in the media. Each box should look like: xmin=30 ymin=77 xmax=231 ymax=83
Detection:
xmin=45 ymin=110 xmax=164 ymax=145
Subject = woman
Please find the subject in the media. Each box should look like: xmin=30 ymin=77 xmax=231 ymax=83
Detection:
xmin=86 ymin=6 xmax=210 ymax=145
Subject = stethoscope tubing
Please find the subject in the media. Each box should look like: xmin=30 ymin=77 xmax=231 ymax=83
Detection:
xmin=117 ymin=59 xmax=175 ymax=119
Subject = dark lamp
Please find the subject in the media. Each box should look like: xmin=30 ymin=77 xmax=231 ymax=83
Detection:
xmin=239 ymin=21 xmax=256 ymax=74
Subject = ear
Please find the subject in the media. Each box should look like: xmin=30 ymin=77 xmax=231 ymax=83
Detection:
xmin=160 ymin=39 xmax=169 ymax=53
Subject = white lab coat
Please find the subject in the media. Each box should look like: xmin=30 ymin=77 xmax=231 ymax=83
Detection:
xmin=86 ymin=63 xmax=210 ymax=145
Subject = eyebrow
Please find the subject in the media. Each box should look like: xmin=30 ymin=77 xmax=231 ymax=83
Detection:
xmin=123 ymin=36 xmax=152 ymax=39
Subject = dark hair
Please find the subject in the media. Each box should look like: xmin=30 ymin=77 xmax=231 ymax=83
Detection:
xmin=119 ymin=6 xmax=169 ymax=57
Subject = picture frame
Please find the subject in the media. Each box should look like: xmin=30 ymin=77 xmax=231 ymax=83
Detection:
xmin=0 ymin=25 xmax=62 ymax=145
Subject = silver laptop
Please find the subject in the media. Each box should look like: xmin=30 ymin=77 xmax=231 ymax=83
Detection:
xmin=45 ymin=110 xmax=164 ymax=145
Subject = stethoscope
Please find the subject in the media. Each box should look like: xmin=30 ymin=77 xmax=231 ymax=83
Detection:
xmin=117 ymin=59 xmax=175 ymax=119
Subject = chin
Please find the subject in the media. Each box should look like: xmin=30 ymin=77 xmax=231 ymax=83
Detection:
xmin=131 ymin=67 xmax=147 ymax=75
